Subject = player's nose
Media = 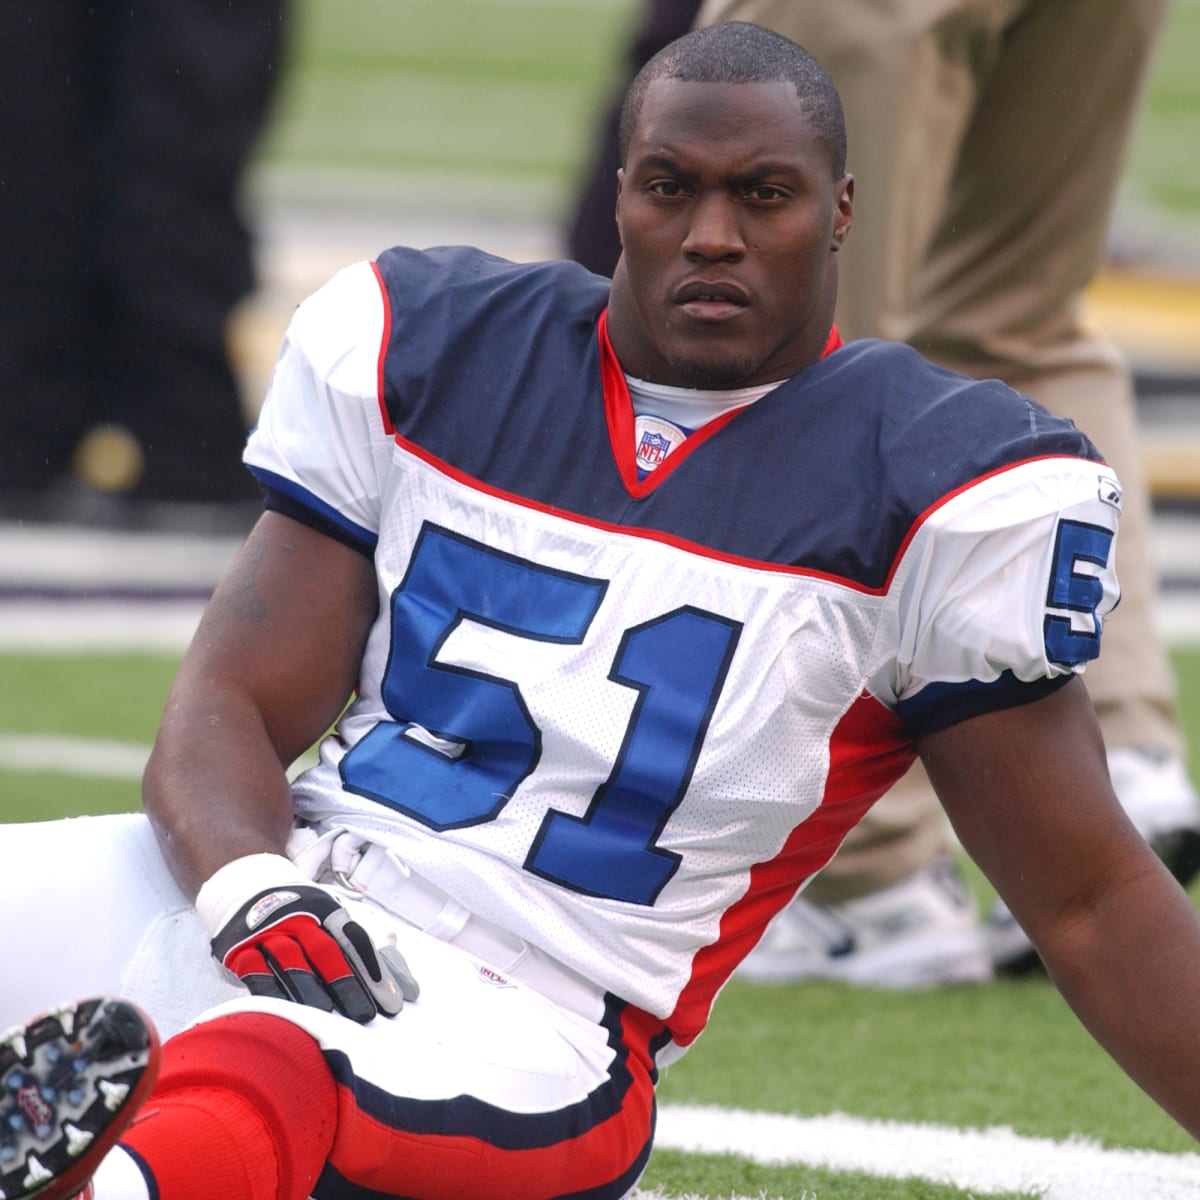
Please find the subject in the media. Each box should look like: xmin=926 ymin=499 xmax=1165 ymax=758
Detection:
xmin=681 ymin=192 xmax=745 ymax=262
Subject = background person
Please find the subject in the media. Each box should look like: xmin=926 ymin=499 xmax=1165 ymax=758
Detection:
xmin=0 ymin=0 xmax=285 ymax=531
xmin=689 ymin=0 xmax=1200 ymax=980
xmin=566 ymin=1 xmax=1200 ymax=983
xmin=566 ymin=0 xmax=703 ymax=276
xmin=6 ymin=23 xmax=1200 ymax=1200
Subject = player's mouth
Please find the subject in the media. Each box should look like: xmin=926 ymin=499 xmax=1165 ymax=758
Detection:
xmin=673 ymin=278 xmax=750 ymax=321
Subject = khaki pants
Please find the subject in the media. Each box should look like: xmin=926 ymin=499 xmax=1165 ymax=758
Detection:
xmin=698 ymin=0 xmax=1181 ymax=900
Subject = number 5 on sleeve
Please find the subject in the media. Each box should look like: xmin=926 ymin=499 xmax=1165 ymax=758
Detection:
xmin=1043 ymin=518 xmax=1115 ymax=666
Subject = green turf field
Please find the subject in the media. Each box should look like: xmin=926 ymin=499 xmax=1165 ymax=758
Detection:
xmin=250 ymin=0 xmax=1200 ymax=227
xmin=251 ymin=0 xmax=643 ymax=215
xmin=1126 ymin=0 xmax=1200 ymax=219
xmin=4 ymin=645 xmax=1200 ymax=1196
xmin=3 ymin=5 xmax=1197 ymax=1193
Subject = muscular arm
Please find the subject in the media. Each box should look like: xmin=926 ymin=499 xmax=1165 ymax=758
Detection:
xmin=921 ymin=678 xmax=1200 ymax=1141
xmin=142 ymin=511 xmax=378 ymax=898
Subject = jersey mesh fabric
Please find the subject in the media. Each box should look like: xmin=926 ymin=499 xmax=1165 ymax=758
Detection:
xmin=244 ymin=247 xmax=1118 ymax=1049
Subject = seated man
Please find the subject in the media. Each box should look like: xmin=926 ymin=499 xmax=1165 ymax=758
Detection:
xmin=4 ymin=21 xmax=1200 ymax=1200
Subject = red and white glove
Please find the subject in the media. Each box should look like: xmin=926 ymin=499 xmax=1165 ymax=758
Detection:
xmin=197 ymin=853 xmax=418 ymax=1023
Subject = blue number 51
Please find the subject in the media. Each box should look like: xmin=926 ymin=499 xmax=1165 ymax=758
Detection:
xmin=340 ymin=523 xmax=741 ymax=905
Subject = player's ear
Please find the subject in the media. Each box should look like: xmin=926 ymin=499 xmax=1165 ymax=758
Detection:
xmin=614 ymin=168 xmax=626 ymax=245
xmin=832 ymin=173 xmax=853 ymax=251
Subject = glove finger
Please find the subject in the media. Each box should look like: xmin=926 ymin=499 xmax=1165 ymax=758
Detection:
xmin=379 ymin=942 xmax=421 ymax=1004
xmin=323 ymin=911 xmax=407 ymax=1017
xmin=289 ymin=928 xmax=376 ymax=1023
xmin=225 ymin=944 xmax=292 ymax=1004
xmin=325 ymin=978 xmax=377 ymax=1025
xmin=258 ymin=934 xmax=337 ymax=1014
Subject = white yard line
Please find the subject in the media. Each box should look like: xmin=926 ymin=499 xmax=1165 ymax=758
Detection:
xmin=4 ymin=511 xmax=1199 ymax=651
xmin=0 ymin=599 xmax=207 ymax=652
xmin=651 ymin=1104 xmax=1200 ymax=1200
xmin=0 ymin=733 xmax=322 ymax=783
xmin=0 ymin=734 xmax=149 ymax=780
xmin=0 ymin=524 xmax=240 ymax=589
xmin=1160 ymin=593 xmax=1200 ymax=647
xmin=3 ymin=595 xmax=1197 ymax=655
xmin=4 ymin=730 xmax=1198 ymax=1198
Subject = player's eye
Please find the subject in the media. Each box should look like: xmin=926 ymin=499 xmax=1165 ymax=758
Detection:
xmin=647 ymin=179 xmax=687 ymax=198
xmin=744 ymin=184 xmax=786 ymax=203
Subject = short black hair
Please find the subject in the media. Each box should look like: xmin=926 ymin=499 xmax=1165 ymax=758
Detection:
xmin=618 ymin=21 xmax=847 ymax=179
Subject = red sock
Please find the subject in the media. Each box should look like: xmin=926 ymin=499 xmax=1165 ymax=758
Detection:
xmin=119 ymin=1013 xmax=337 ymax=1200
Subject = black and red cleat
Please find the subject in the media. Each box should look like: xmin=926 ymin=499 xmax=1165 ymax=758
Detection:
xmin=0 ymin=998 xmax=159 ymax=1200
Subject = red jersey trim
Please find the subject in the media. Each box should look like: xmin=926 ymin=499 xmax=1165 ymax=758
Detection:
xmin=369 ymin=260 xmax=396 ymax=437
xmin=390 ymin=426 xmax=867 ymax=584
xmin=388 ymin=425 xmax=1084 ymax=597
xmin=370 ymin=291 xmax=1085 ymax=594
xmin=599 ymin=309 xmax=749 ymax=498
xmin=664 ymin=688 xmax=915 ymax=1048
xmin=325 ymin=1004 xmax=660 ymax=1199
xmin=880 ymin=453 xmax=1086 ymax=593
xmin=598 ymin=310 xmax=845 ymax=500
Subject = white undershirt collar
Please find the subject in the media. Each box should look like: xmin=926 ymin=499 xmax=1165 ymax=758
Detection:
xmin=624 ymin=374 xmax=785 ymax=430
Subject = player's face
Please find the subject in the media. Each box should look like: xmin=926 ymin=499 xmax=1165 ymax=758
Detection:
xmin=607 ymin=78 xmax=852 ymax=390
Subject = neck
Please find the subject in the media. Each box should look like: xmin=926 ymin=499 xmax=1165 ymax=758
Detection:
xmin=606 ymin=257 xmax=840 ymax=389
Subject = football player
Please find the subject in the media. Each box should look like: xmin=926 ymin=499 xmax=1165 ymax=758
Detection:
xmin=4 ymin=21 xmax=1200 ymax=1200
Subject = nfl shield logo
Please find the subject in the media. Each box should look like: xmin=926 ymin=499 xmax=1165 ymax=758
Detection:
xmin=638 ymin=430 xmax=672 ymax=465
xmin=633 ymin=413 xmax=688 ymax=474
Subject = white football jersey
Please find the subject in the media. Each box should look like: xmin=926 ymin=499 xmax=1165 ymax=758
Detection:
xmin=245 ymin=248 xmax=1120 ymax=1053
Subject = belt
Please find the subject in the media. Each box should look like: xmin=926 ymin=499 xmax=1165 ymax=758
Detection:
xmin=293 ymin=825 xmax=604 ymax=1020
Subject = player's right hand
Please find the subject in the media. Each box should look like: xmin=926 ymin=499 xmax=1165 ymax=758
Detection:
xmin=197 ymin=853 xmax=418 ymax=1023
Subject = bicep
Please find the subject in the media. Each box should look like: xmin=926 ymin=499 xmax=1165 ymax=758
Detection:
xmin=173 ymin=510 xmax=378 ymax=766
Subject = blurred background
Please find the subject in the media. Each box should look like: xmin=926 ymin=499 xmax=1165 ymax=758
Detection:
xmin=237 ymin=0 xmax=1200 ymax=495
xmin=3 ymin=0 xmax=1196 ymax=528
xmin=3 ymin=6 xmax=1200 ymax=1180
xmin=2 ymin=0 xmax=1198 ymax=669
xmin=235 ymin=0 xmax=652 ymax=408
